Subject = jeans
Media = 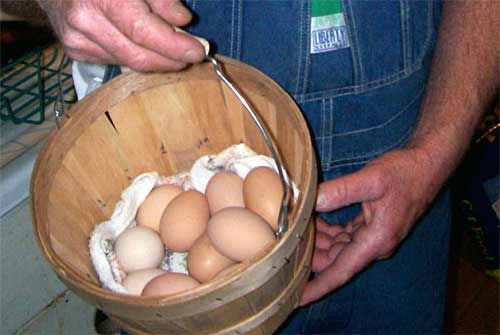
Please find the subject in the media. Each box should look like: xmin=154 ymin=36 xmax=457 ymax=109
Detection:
xmin=106 ymin=1 xmax=450 ymax=333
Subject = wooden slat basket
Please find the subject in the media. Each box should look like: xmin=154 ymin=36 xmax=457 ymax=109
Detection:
xmin=30 ymin=56 xmax=317 ymax=335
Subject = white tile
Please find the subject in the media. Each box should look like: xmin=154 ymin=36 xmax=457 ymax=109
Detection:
xmin=1 ymin=199 xmax=66 ymax=333
xmin=0 ymin=142 xmax=43 ymax=217
xmin=16 ymin=291 xmax=96 ymax=335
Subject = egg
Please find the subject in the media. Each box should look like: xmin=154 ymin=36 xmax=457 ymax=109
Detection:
xmin=205 ymin=171 xmax=244 ymax=214
xmin=122 ymin=269 xmax=166 ymax=295
xmin=187 ymin=234 xmax=235 ymax=283
xmin=114 ymin=226 xmax=165 ymax=273
xmin=142 ymin=272 xmax=200 ymax=297
xmin=208 ymin=207 xmax=276 ymax=261
xmin=243 ymin=167 xmax=284 ymax=231
xmin=160 ymin=190 xmax=210 ymax=252
xmin=136 ymin=185 xmax=183 ymax=232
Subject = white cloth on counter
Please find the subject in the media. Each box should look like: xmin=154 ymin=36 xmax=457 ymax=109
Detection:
xmin=89 ymin=144 xmax=299 ymax=294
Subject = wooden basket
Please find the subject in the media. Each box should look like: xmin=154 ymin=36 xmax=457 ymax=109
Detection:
xmin=31 ymin=56 xmax=317 ymax=335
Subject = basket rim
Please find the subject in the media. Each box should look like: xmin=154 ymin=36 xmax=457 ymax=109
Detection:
xmin=30 ymin=55 xmax=317 ymax=308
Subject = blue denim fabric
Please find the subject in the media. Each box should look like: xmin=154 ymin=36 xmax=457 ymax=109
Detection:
xmin=108 ymin=1 xmax=450 ymax=333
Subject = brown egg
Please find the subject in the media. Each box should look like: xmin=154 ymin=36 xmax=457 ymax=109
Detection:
xmin=208 ymin=207 xmax=276 ymax=262
xmin=160 ymin=190 xmax=210 ymax=252
xmin=142 ymin=272 xmax=200 ymax=297
xmin=187 ymin=234 xmax=235 ymax=283
xmin=114 ymin=226 xmax=165 ymax=273
xmin=136 ymin=185 xmax=183 ymax=232
xmin=122 ymin=269 xmax=166 ymax=295
xmin=243 ymin=167 xmax=283 ymax=231
xmin=205 ymin=171 xmax=244 ymax=214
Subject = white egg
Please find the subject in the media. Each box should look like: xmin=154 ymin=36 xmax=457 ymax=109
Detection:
xmin=115 ymin=226 xmax=165 ymax=273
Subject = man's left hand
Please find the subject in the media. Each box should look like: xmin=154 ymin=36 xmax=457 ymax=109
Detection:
xmin=300 ymin=148 xmax=441 ymax=305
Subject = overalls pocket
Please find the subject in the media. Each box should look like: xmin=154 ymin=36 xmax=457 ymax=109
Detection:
xmin=295 ymin=0 xmax=441 ymax=185
xmin=296 ymin=0 xmax=439 ymax=100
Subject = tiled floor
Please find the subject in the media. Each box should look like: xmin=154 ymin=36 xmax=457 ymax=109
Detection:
xmin=15 ymin=291 xmax=95 ymax=335
xmin=1 ymin=199 xmax=66 ymax=334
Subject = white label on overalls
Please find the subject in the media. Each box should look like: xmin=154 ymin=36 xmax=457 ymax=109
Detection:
xmin=311 ymin=13 xmax=350 ymax=54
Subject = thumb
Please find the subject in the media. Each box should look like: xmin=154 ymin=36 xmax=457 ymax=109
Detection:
xmin=316 ymin=166 xmax=384 ymax=212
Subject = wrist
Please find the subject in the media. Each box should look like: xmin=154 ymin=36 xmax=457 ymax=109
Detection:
xmin=406 ymin=140 xmax=459 ymax=195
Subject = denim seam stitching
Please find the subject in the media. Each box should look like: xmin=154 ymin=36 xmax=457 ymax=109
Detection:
xmin=296 ymin=1 xmax=434 ymax=104
xmin=230 ymin=0 xmax=236 ymax=58
xmin=313 ymin=87 xmax=424 ymax=138
xmin=323 ymin=121 xmax=414 ymax=169
xmin=321 ymin=98 xmax=327 ymax=163
xmin=400 ymin=0 xmax=411 ymax=69
xmin=415 ymin=0 xmax=434 ymax=66
xmin=327 ymin=98 xmax=334 ymax=163
xmin=295 ymin=0 xmax=305 ymax=95
xmin=346 ymin=0 xmax=365 ymax=86
xmin=294 ymin=62 xmax=421 ymax=103
xmin=343 ymin=0 xmax=363 ymax=87
xmin=236 ymin=0 xmax=243 ymax=59
xmin=302 ymin=0 xmax=312 ymax=95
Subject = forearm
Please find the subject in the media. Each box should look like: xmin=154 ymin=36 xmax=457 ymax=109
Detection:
xmin=409 ymin=0 xmax=499 ymax=189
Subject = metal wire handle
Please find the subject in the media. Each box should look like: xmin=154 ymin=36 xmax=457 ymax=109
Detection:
xmin=206 ymin=55 xmax=290 ymax=238
xmin=54 ymin=54 xmax=69 ymax=128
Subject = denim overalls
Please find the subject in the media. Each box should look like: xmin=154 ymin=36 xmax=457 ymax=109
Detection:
xmin=105 ymin=1 xmax=450 ymax=333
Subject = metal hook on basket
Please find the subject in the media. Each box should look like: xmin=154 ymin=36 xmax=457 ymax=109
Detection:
xmin=206 ymin=55 xmax=290 ymax=238
xmin=54 ymin=54 xmax=70 ymax=129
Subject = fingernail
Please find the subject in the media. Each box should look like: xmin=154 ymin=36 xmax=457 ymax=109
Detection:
xmin=316 ymin=191 xmax=326 ymax=210
xmin=172 ymin=2 xmax=188 ymax=15
xmin=183 ymin=49 xmax=201 ymax=63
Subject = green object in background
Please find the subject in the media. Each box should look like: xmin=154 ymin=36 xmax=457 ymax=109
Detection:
xmin=312 ymin=0 xmax=343 ymax=16
xmin=0 ymin=46 xmax=75 ymax=125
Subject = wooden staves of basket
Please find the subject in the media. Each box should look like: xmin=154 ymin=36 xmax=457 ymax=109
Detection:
xmin=31 ymin=56 xmax=317 ymax=335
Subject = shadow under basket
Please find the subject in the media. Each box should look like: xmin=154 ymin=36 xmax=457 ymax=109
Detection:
xmin=31 ymin=56 xmax=317 ymax=335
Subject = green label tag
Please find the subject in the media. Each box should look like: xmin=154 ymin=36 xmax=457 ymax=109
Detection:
xmin=311 ymin=0 xmax=350 ymax=54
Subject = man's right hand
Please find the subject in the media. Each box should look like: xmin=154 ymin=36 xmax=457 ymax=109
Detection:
xmin=38 ymin=0 xmax=206 ymax=72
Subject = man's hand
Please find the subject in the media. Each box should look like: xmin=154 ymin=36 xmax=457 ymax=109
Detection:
xmin=301 ymin=148 xmax=441 ymax=305
xmin=38 ymin=0 xmax=206 ymax=71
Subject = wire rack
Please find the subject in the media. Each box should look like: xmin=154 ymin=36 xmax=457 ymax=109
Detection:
xmin=0 ymin=45 xmax=75 ymax=125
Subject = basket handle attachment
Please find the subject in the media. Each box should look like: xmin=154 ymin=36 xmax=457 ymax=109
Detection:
xmin=181 ymin=27 xmax=290 ymax=238
xmin=205 ymin=55 xmax=290 ymax=238
xmin=177 ymin=28 xmax=290 ymax=237
xmin=53 ymin=54 xmax=70 ymax=129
